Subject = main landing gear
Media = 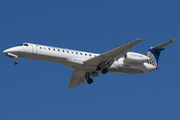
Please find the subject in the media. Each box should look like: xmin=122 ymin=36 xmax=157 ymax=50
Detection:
xmin=96 ymin=63 xmax=108 ymax=74
xmin=102 ymin=68 xmax=108 ymax=74
xmin=86 ymin=73 xmax=93 ymax=84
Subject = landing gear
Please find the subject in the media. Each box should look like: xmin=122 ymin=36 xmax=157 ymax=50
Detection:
xmin=86 ymin=73 xmax=93 ymax=84
xmin=102 ymin=68 xmax=108 ymax=74
xmin=96 ymin=63 xmax=108 ymax=74
xmin=96 ymin=66 xmax=101 ymax=70
xmin=87 ymin=78 xmax=93 ymax=84
xmin=14 ymin=61 xmax=18 ymax=65
xmin=14 ymin=58 xmax=18 ymax=65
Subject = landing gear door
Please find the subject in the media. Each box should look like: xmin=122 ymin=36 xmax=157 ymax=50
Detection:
xmin=32 ymin=44 xmax=37 ymax=54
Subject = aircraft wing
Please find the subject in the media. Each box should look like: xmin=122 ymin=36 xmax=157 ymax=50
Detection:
xmin=83 ymin=39 xmax=143 ymax=69
xmin=68 ymin=69 xmax=86 ymax=88
xmin=68 ymin=70 xmax=99 ymax=88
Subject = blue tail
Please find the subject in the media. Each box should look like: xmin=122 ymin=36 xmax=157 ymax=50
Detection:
xmin=146 ymin=40 xmax=176 ymax=67
xmin=146 ymin=48 xmax=164 ymax=67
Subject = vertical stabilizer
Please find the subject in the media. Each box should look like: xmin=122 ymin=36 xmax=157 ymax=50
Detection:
xmin=146 ymin=40 xmax=176 ymax=67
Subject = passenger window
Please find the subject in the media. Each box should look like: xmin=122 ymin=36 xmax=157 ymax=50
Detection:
xmin=85 ymin=54 xmax=87 ymax=56
xmin=63 ymin=50 xmax=64 ymax=52
xmin=67 ymin=51 xmax=69 ymax=53
xmin=40 ymin=47 xmax=42 ymax=49
xmin=44 ymin=47 xmax=46 ymax=50
xmin=89 ymin=54 xmax=91 ymax=56
xmin=76 ymin=52 xmax=78 ymax=54
xmin=58 ymin=49 xmax=60 ymax=52
xmin=80 ymin=53 xmax=82 ymax=55
xmin=53 ymin=49 xmax=55 ymax=51
xmin=49 ymin=48 xmax=50 ymax=50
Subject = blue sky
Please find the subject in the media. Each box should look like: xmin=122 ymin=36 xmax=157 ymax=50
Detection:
xmin=0 ymin=0 xmax=180 ymax=120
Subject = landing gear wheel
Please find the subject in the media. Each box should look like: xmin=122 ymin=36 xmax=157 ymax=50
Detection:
xmin=102 ymin=68 xmax=108 ymax=74
xmin=86 ymin=73 xmax=94 ymax=85
xmin=87 ymin=78 xmax=93 ymax=84
xmin=14 ymin=61 xmax=18 ymax=65
xmin=96 ymin=66 xmax=101 ymax=70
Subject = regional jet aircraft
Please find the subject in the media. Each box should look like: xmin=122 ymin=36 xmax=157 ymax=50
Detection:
xmin=3 ymin=39 xmax=176 ymax=88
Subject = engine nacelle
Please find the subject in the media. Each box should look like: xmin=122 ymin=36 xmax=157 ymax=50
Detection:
xmin=124 ymin=52 xmax=150 ymax=63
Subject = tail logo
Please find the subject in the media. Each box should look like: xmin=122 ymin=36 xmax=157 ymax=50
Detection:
xmin=146 ymin=51 xmax=157 ymax=67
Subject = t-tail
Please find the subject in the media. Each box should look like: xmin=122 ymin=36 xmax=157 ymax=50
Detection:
xmin=146 ymin=40 xmax=176 ymax=67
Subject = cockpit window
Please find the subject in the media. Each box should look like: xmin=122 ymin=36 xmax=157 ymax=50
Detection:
xmin=19 ymin=44 xmax=23 ymax=46
xmin=19 ymin=43 xmax=29 ymax=46
xmin=24 ymin=44 xmax=28 ymax=46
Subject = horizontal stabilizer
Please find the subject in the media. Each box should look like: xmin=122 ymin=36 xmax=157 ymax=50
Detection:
xmin=152 ymin=40 xmax=176 ymax=50
xmin=147 ymin=39 xmax=176 ymax=67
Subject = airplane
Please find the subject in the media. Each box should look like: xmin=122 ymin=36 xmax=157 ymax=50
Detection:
xmin=3 ymin=39 xmax=176 ymax=88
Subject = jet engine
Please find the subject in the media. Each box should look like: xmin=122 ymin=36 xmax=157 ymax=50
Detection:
xmin=124 ymin=52 xmax=150 ymax=63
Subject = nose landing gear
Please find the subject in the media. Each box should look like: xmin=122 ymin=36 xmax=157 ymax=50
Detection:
xmin=4 ymin=53 xmax=19 ymax=65
xmin=14 ymin=61 xmax=19 ymax=65
xmin=14 ymin=58 xmax=19 ymax=65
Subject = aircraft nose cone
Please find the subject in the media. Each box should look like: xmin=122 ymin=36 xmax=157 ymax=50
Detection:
xmin=3 ymin=47 xmax=20 ymax=54
xmin=3 ymin=49 xmax=9 ymax=54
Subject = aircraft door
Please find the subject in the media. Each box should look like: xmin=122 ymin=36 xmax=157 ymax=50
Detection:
xmin=32 ymin=44 xmax=37 ymax=54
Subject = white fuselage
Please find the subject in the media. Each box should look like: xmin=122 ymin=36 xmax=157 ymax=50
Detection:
xmin=3 ymin=43 xmax=157 ymax=74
